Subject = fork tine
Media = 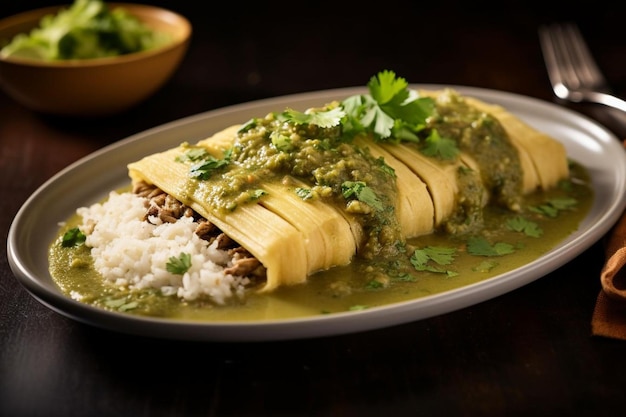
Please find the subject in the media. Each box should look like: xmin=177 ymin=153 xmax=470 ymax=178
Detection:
xmin=538 ymin=25 xmax=570 ymax=97
xmin=539 ymin=22 xmax=626 ymax=112
xmin=539 ymin=22 xmax=608 ymax=100
xmin=540 ymin=23 xmax=606 ymax=91
xmin=560 ymin=23 xmax=607 ymax=88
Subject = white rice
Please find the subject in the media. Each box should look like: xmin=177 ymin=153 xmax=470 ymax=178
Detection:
xmin=76 ymin=191 xmax=250 ymax=304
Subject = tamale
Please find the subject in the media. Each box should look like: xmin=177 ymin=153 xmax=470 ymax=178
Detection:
xmin=127 ymin=88 xmax=571 ymax=292
xmin=463 ymin=96 xmax=569 ymax=191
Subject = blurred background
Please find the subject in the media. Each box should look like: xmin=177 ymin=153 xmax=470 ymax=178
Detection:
xmin=2 ymin=0 xmax=622 ymax=127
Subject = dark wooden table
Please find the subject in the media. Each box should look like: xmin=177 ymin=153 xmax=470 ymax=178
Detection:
xmin=3 ymin=1 xmax=626 ymax=416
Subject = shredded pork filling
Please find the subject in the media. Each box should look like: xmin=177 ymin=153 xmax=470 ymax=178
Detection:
xmin=132 ymin=180 xmax=267 ymax=283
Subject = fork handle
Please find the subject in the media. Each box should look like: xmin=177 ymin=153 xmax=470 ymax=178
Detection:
xmin=578 ymin=91 xmax=626 ymax=113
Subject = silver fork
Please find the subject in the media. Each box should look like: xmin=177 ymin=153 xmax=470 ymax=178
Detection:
xmin=538 ymin=22 xmax=626 ymax=113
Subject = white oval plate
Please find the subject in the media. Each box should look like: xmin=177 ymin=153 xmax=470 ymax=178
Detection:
xmin=8 ymin=86 xmax=626 ymax=342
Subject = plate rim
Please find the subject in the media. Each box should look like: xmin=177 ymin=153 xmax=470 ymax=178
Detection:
xmin=8 ymin=85 xmax=626 ymax=342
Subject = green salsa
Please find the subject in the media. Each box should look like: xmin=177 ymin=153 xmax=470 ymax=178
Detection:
xmin=175 ymin=91 xmax=528 ymax=259
xmin=204 ymin=113 xmax=404 ymax=259
xmin=49 ymin=160 xmax=592 ymax=321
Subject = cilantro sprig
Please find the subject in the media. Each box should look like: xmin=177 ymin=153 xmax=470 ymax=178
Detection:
xmin=410 ymin=237 xmax=515 ymax=278
xmin=166 ymin=252 xmax=192 ymax=275
xmin=410 ymin=246 xmax=459 ymax=276
xmin=506 ymin=216 xmax=543 ymax=237
xmin=178 ymin=148 xmax=232 ymax=180
xmin=276 ymin=70 xmax=459 ymax=159
xmin=341 ymin=181 xmax=384 ymax=211
xmin=61 ymin=227 xmax=86 ymax=247
xmin=295 ymin=187 xmax=315 ymax=200
xmin=421 ymin=129 xmax=460 ymax=160
xmin=467 ymin=236 xmax=515 ymax=257
xmin=278 ymin=106 xmax=345 ymax=128
xmin=341 ymin=70 xmax=436 ymax=141
xmin=175 ymin=147 xmax=210 ymax=163
xmin=530 ymin=197 xmax=578 ymax=218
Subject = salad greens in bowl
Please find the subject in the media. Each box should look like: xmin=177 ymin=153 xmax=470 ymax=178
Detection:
xmin=0 ymin=0 xmax=191 ymax=117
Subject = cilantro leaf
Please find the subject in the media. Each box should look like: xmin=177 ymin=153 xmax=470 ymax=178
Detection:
xmin=341 ymin=70 xmax=435 ymax=141
xmin=410 ymin=248 xmax=430 ymax=267
xmin=531 ymin=197 xmax=578 ymax=218
xmin=104 ymin=296 xmax=138 ymax=312
xmin=387 ymin=92 xmax=435 ymax=127
xmin=368 ymin=69 xmax=409 ymax=105
xmin=62 ymin=227 xmax=86 ymax=247
xmin=118 ymin=301 xmax=139 ymax=312
xmin=421 ymin=129 xmax=459 ymax=160
xmin=295 ymin=187 xmax=314 ymax=200
xmin=341 ymin=181 xmax=384 ymax=211
xmin=423 ymin=246 xmax=457 ymax=265
xmin=506 ymin=216 xmax=543 ymax=237
xmin=467 ymin=236 xmax=515 ymax=256
xmin=366 ymin=280 xmax=385 ymax=289
xmin=530 ymin=204 xmax=559 ymax=218
xmin=410 ymin=246 xmax=458 ymax=276
xmin=375 ymin=156 xmax=396 ymax=177
xmin=473 ymin=260 xmax=499 ymax=272
xmin=175 ymin=147 xmax=209 ymax=163
xmin=340 ymin=95 xmax=367 ymax=133
xmin=392 ymin=272 xmax=417 ymax=282
xmin=247 ymin=189 xmax=267 ymax=200
xmin=548 ymin=197 xmax=578 ymax=210
xmin=237 ymin=118 xmax=260 ymax=134
xmin=166 ymin=252 xmax=192 ymax=275
xmin=188 ymin=149 xmax=232 ymax=180
xmin=270 ymin=131 xmax=293 ymax=152
xmin=279 ymin=107 xmax=345 ymax=128
xmin=358 ymin=95 xmax=396 ymax=139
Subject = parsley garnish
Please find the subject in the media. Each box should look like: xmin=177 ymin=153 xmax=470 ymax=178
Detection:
xmin=166 ymin=252 xmax=192 ymax=275
xmin=61 ymin=227 xmax=86 ymax=247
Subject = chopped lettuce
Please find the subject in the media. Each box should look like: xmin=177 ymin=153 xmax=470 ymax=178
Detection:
xmin=0 ymin=0 xmax=171 ymax=61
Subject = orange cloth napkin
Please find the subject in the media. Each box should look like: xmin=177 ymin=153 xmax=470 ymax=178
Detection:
xmin=592 ymin=209 xmax=626 ymax=340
